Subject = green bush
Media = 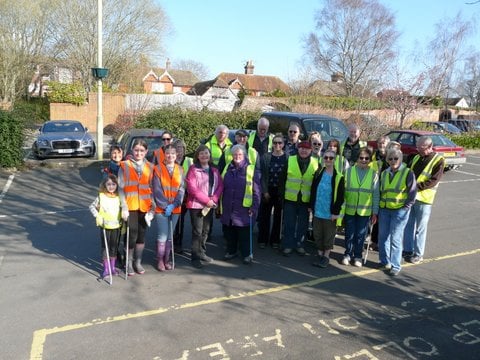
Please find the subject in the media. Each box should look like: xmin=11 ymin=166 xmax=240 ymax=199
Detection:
xmin=12 ymin=98 xmax=50 ymax=127
xmin=0 ymin=110 xmax=24 ymax=168
xmin=135 ymin=107 xmax=262 ymax=154
xmin=448 ymin=132 xmax=480 ymax=149
xmin=46 ymin=81 xmax=87 ymax=105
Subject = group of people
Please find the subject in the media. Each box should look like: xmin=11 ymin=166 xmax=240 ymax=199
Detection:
xmin=88 ymin=117 xmax=444 ymax=280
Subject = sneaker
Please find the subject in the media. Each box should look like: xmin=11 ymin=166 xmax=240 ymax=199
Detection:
xmin=191 ymin=259 xmax=203 ymax=269
xmin=223 ymin=252 xmax=238 ymax=261
xmin=282 ymin=248 xmax=293 ymax=256
xmin=410 ymin=255 xmax=423 ymax=264
xmin=258 ymin=243 xmax=266 ymax=249
xmin=319 ymin=256 xmax=330 ymax=268
xmin=243 ymin=256 xmax=253 ymax=265
xmin=378 ymin=263 xmax=392 ymax=271
xmin=389 ymin=268 xmax=400 ymax=276
xmin=402 ymin=251 xmax=413 ymax=261
xmin=199 ymin=254 xmax=213 ymax=263
xmin=296 ymin=247 xmax=306 ymax=256
xmin=312 ymin=255 xmax=323 ymax=267
xmin=353 ymin=259 xmax=363 ymax=267
xmin=341 ymin=256 xmax=350 ymax=265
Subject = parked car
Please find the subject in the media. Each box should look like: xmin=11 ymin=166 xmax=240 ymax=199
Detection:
xmin=410 ymin=121 xmax=462 ymax=134
xmin=32 ymin=120 xmax=96 ymax=159
xmin=446 ymin=119 xmax=474 ymax=132
xmin=368 ymin=129 xmax=466 ymax=170
xmin=254 ymin=111 xmax=349 ymax=149
xmin=115 ymin=128 xmax=166 ymax=162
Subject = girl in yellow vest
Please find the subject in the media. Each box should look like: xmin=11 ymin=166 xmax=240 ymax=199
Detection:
xmin=342 ymin=147 xmax=379 ymax=267
xmin=89 ymin=174 xmax=127 ymax=279
xmin=152 ymin=144 xmax=185 ymax=271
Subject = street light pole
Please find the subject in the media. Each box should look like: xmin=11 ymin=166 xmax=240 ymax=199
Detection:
xmin=96 ymin=0 xmax=103 ymax=160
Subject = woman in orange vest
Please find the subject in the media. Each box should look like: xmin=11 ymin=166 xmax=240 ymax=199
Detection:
xmin=118 ymin=139 xmax=155 ymax=276
xmin=152 ymin=144 xmax=185 ymax=271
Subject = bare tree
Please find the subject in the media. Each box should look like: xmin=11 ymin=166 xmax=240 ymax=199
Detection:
xmin=46 ymin=0 xmax=170 ymax=91
xmin=304 ymin=0 xmax=399 ymax=97
xmin=0 ymin=0 xmax=53 ymax=107
xmin=457 ymin=53 xmax=480 ymax=111
xmin=423 ymin=13 xmax=472 ymax=98
xmin=174 ymin=59 xmax=210 ymax=81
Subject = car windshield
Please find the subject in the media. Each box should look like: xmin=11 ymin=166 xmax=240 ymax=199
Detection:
xmin=43 ymin=122 xmax=84 ymax=133
xmin=303 ymin=118 xmax=348 ymax=142
xmin=431 ymin=134 xmax=456 ymax=147
xmin=131 ymin=136 xmax=163 ymax=152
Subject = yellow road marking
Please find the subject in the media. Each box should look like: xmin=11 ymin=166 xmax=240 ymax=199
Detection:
xmin=30 ymin=248 xmax=480 ymax=360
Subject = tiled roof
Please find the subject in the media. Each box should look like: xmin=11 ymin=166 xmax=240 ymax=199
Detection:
xmin=215 ymin=72 xmax=290 ymax=93
xmin=148 ymin=67 xmax=199 ymax=86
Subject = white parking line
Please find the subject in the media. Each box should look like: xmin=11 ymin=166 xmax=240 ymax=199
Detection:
xmin=0 ymin=208 xmax=87 ymax=219
xmin=453 ymin=169 xmax=480 ymax=177
xmin=441 ymin=178 xmax=480 ymax=184
xmin=0 ymin=174 xmax=14 ymax=203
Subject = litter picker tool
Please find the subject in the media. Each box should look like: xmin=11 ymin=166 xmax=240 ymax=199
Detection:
xmin=124 ymin=220 xmax=129 ymax=280
xmin=363 ymin=221 xmax=374 ymax=265
xmin=169 ymin=216 xmax=175 ymax=270
xmin=102 ymin=228 xmax=113 ymax=285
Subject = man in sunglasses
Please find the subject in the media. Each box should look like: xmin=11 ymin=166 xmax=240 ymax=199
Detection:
xmin=285 ymin=122 xmax=301 ymax=156
xmin=403 ymin=136 xmax=445 ymax=264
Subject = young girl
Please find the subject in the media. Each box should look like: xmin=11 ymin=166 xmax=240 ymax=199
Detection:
xmin=89 ymin=174 xmax=125 ymax=278
xmin=102 ymin=145 xmax=123 ymax=178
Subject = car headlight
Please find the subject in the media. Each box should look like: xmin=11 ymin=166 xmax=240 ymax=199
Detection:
xmin=38 ymin=140 xmax=49 ymax=146
xmin=82 ymin=139 xmax=93 ymax=146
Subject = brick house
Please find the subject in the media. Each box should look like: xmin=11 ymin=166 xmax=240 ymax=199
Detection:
xmin=142 ymin=59 xmax=199 ymax=94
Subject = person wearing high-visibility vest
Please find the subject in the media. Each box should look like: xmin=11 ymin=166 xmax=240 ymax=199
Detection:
xmin=323 ymin=139 xmax=349 ymax=174
xmin=342 ymin=124 xmax=367 ymax=167
xmin=205 ymin=124 xmax=232 ymax=174
xmin=221 ymin=144 xmax=261 ymax=264
xmin=281 ymin=141 xmax=319 ymax=255
xmin=247 ymin=117 xmax=274 ymax=158
xmin=309 ymin=131 xmax=324 ymax=165
xmin=342 ymin=147 xmax=379 ymax=267
xmin=118 ymin=139 xmax=155 ymax=276
xmin=403 ymin=136 xmax=445 ymax=264
xmin=285 ymin=122 xmax=301 ymax=156
xmin=378 ymin=148 xmax=417 ymax=276
xmin=233 ymin=129 xmax=259 ymax=168
xmin=152 ymin=144 xmax=185 ymax=271
xmin=153 ymin=130 xmax=174 ymax=165
xmin=172 ymin=139 xmax=193 ymax=255
xmin=309 ymin=149 xmax=345 ymax=268
xmin=89 ymin=174 xmax=128 ymax=279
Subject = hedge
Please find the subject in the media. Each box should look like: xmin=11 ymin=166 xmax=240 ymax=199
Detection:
xmin=0 ymin=110 xmax=24 ymax=168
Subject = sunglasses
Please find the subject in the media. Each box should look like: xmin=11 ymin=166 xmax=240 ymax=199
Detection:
xmin=289 ymin=130 xmax=298 ymax=133
xmin=273 ymin=141 xmax=283 ymax=145
xmin=388 ymin=157 xmax=399 ymax=161
xmin=162 ymin=137 xmax=171 ymax=141
xmin=323 ymin=156 xmax=334 ymax=160
xmin=359 ymin=156 xmax=370 ymax=160
xmin=312 ymin=142 xmax=321 ymax=146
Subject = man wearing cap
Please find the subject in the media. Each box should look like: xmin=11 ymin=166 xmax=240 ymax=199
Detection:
xmin=248 ymin=117 xmax=274 ymax=158
xmin=281 ymin=140 xmax=319 ymax=255
xmin=234 ymin=129 xmax=259 ymax=167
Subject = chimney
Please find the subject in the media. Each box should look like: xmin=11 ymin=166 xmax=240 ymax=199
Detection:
xmin=166 ymin=58 xmax=171 ymax=71
xmin=331 ymin=72 xmax=343 ymax=82
xmin=244 ymin=60 xmax=254 ymax=75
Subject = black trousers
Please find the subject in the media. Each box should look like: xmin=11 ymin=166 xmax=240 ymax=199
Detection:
xmin=257 ymin=186 xmax=283 ymax=246
xmin=189 ymin=208 xmax=213 ymax=260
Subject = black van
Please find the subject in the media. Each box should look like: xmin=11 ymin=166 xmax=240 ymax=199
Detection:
xmin=257 ymin=111 xmax=349 ymax=145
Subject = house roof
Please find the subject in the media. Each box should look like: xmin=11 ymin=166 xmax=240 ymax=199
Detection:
xmin=309 ymin=79 xmax=348 ymax=96
xmin=145 ymin=67 xmax=199 ymax=86
xmin=214 ymin=72 xmax=290 ymax=93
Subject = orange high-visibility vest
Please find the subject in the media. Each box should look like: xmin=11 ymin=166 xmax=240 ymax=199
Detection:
xmin=154 ymin=147 xmax=165 ymax=165
xmin=154 ymin=163 xmax=183 ymax=214
xmin=120 ymin=160 xmax=153 ymax=212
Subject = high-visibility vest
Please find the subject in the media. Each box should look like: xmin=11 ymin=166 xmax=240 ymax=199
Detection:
xmin=319 ymin=155 xmax=346 ymax=174
xmin=205 ymin=136 xmax=232 ymax=166
xmin=369 ymin=152 xmax=383 ymax=173
xmin=221 ymin=163 xmax=255 ymax=208
xmin=247 ymin=131 xmax=274 ymax=153
xmin=344 ymin=166 xmax=376 ymax=216
xmin=154 ymin=163 xmax=183 ymax=214
xmin=154 ymin=147 xmax=166 ymax=165
xmin=182 ymin=157 xmax=193 ymax=174
xmin=380 ymin=166 xmax=410 ymax=210
xmin=98 ymin=193 xmax=121 ymax=229
xmin=284 ymin=156 xmax=318 ymax=203
xmin=247 ymin=147 xmax=258 ymax=166
xmin=410 ymin=153 xmax=443 ymax=204
xmin=120 ymin=160 xmax=153 ymax=212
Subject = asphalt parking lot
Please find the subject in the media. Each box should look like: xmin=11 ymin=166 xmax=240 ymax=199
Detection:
xmin=0 ymin=153 xmax=479 ymax=360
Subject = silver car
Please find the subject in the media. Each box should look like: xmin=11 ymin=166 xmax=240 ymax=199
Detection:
xmin=32 ymin=120 xmax=96 ymax=159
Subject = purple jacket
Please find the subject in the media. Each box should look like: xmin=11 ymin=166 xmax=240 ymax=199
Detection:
xmin=185 ymin=165 xmax=224 ymax=209
xmin=221 ymin=159 xmax=261 ymax=227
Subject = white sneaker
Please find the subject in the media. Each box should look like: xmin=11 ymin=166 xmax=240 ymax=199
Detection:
xmin=341 ymin=256 xmax=350 ymax=265
xmin=353 ymin=259 xmax=363 ymax=267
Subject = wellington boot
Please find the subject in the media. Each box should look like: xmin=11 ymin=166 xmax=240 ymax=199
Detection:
xmin=110 ymin=257 xmax=119 ymax=276
xmin=164 ymin=240 xmax=173 ymax=270
xmin=134 ymin=244 xmax=145 ymax=274
xmin=126 ymin=255 xmax=135 ymax=276
xmin=101 ymin=259 xmax=111 ymax=278
xmin=156 ymin=242 xmax=166 ymax=271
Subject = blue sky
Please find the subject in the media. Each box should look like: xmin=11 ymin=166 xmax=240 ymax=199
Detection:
xmin=159 ymin=0 xmax=479 ymax=82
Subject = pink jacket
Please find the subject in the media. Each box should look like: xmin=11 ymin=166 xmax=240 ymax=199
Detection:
xmin=185 ymin=165 xmax=224 ymax=209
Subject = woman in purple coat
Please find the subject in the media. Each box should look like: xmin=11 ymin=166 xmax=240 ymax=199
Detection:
xmin=221 ymin=144 xmax=261 ymax=264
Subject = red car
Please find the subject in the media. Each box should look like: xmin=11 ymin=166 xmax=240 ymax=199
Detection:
xmin=368 ymin=129 xmax=466 ymax=170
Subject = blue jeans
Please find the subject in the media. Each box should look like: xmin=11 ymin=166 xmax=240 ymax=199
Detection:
xmin=155 ymin=213 xmax=180 ymax=243
xmin=403 ymin=201 xmax=432 ymax=258
xmin=344 ymin=214 xmax=370 ymax=260
xmin=378 ymin=207 xmax=411 ymax=271
xmin=282 ymin=200 xmax=309 ymax=249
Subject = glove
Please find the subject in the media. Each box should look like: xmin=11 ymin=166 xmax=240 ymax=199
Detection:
xmin=121 ymin=210 xmax=129 ymax=222
xmin=145 ymin=211 xmax=154 ymax=227
xmin=164 ymin=204 xmax=174 ymax=217
xmin=96 ymin=214 xmax=104 ymax=227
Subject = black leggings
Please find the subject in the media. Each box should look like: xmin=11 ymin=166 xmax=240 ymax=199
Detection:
xmin=100 ymin=228 xmax=120 ymax=258
xmin=127 ymin=210 xmax=147 ymax=249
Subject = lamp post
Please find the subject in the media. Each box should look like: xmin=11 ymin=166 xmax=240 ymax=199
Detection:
xmin=92 ymin=0 xmax=107 ymax=160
